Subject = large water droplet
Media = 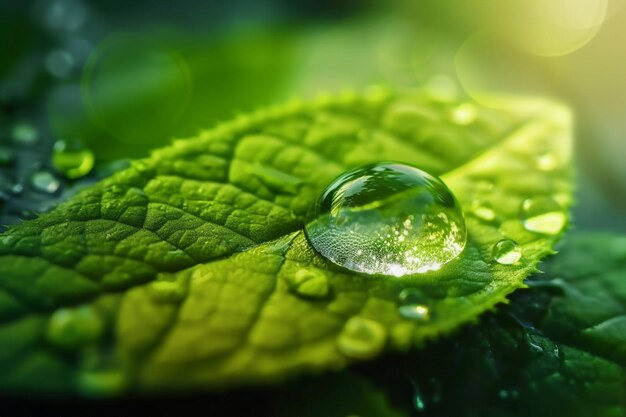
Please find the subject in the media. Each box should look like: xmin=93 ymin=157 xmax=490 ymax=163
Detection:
xmin=492 ymin=239 xmax=522 ymax=264
xmin=305 ymin=162 xmax=466 ymax=276
xmin=397 ymin=288 xmax=431 ymax=321
xmin=520 ymin=196 xmax=566 ymax=235
xmin=29 ymin=170 xmax=61 ymax=194
xmin=52 ymin=140 xmax=95 ymax=179
xmin=337 ymin=317 xmax=386 ymax=359
xmin=46 ymin=305 xmax=104 ymax=349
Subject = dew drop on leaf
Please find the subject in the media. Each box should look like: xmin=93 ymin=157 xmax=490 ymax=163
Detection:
xmin=305 ymin=162 xmax=467 ymax=276
xmin=469 ymin=200 xmax=496 ymax=222
xmin=492 ymin=239 xmax=522 ymax=264
xmin=337 ymin=316 xmax=387 ymax=359
xmin=52 ymin=140 xmax=95 ymax=179
xmin=11 ymin=183 xmax=24 ymax=195
xmin=397 ymin=288 xmax=431 ymax=321
xmin=520 ymin=196 xmax=566 ymax=235
xmin=535 ymin=151 xmax=558 ymax=171
xmin=285 ymin=269 xmax=329 ymax=299
xmin=29 ymin=170 xmax=61 ymax=194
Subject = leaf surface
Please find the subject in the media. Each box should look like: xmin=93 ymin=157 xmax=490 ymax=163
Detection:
xmin=0 ymin=90 xmax=573 ymax=394
xmin=295 ymin=233 xmax=626 ymax=417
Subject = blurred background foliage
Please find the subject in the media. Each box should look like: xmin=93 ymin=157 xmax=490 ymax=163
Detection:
xmin=0 ymin=0 xmax=624 ymax=230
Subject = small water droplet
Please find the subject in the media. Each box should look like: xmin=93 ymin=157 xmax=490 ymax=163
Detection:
xmin=285 ymin=269 xmax=329 ymax=299
xmin=29 ymin=170 xmax=61 ymax=194
xmin=11 ymin=183 xmax=24 ymax=195
xmin=46 ymin=305 xmax=104 ymax=349
xmin=469 ymin=200 xmax=496 ymax=222
xmin=305 ymin=162 xmax=466 ymax=276
xmin=535 ymin=152 xmax=558 ymax=171
xmin=12 ymin=122 xmax=38 ymax=145
xmin=52 ymin=139 xmax=95 ymax=179
xmin=449 ymin=103 xmax=477 ymax=125
xmin=492 ymin=239 xmax=521 ymax=264
xmin=398 ymin=288 xmax=431 ymax=321
xmin=520 ymin=196 xmax=566 ymax=235
xmin=337 ymin=317 xmax=386 ymax=359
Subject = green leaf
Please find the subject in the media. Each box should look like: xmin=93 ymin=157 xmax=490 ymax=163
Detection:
xmin=532 ymin=233 xmax=626 ymax=366
xmin=0 ymin=90 xmax=572 ymax=395
xmin=305 ymin=233 xmax=625 ymax=417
